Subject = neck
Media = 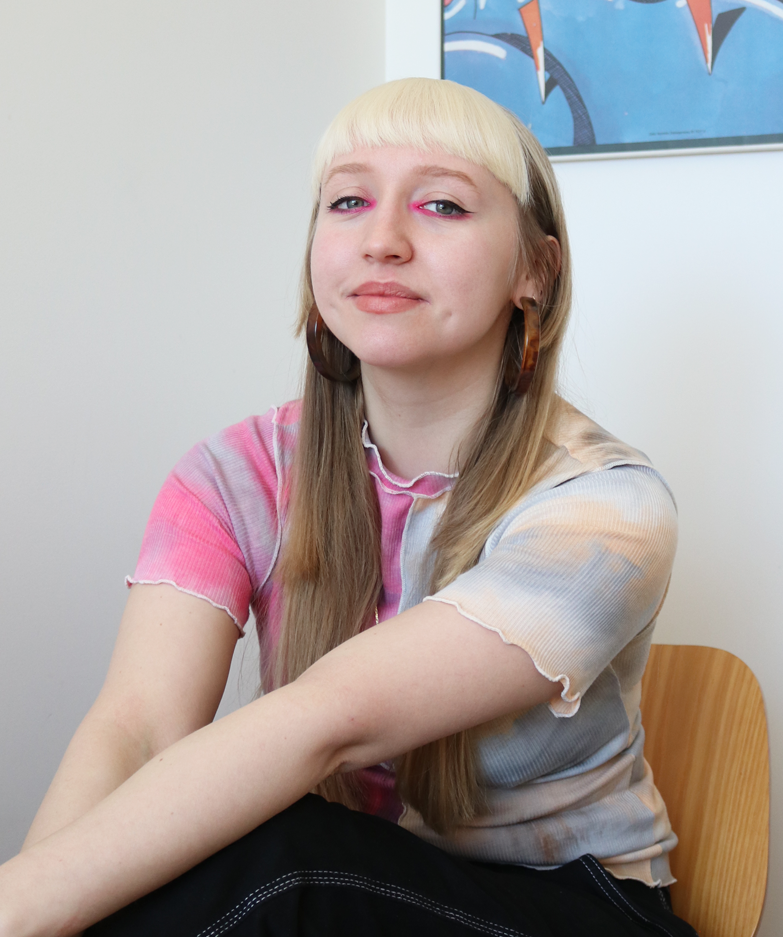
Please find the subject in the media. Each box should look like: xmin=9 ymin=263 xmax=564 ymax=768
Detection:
xmin=360 ymin=355 xmax=500 ymax=480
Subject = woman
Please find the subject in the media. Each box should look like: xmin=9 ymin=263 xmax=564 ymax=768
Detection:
xmin=0 ymin=79 xmax=693 ymax=936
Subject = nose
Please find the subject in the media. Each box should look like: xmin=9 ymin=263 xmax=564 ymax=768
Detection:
xmin=361 ymin=201 xmax=413 ymax=265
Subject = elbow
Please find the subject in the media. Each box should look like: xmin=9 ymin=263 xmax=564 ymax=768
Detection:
xmin=283 ymin=673 xmax=382 ymax=781
xmin=314 ymin=712 xmax=376 ymax=779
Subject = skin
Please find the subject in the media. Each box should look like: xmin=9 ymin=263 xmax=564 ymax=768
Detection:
xmin=0 ymin=146 xmax=562 ymax=937
xmin=311 ymin=145 xmax=543 ymax=478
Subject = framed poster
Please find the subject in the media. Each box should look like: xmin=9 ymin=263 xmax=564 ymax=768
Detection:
xmin=442 ymin=0 xmax=783 ymax=159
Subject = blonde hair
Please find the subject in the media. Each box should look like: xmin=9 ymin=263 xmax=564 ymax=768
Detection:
xmin=270 ymin=78 xmax=572 ymax=833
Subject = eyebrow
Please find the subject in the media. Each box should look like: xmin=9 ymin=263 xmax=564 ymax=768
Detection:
xmin=324 ymin=162 xmax=370 ymax=184
xmin=324 ymin=161 xmax=479 ymax=192
xmin=417 ymin=165 xmax=480 ymax=192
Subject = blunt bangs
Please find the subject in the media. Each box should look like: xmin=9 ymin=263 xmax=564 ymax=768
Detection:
xmin=312 ymin=78 xmax=532 ymax=207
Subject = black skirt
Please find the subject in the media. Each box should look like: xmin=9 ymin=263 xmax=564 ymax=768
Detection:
xmin=87 ymin=794 xmax=697 ymax=937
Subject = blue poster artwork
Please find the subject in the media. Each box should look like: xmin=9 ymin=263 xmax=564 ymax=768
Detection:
xmin=443 ymin=0 xmax=783 ymax=156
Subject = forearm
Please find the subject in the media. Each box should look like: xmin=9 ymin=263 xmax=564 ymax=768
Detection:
xmin=22 ymin=712 xmax=149 ymax=851
xmin=0 ymin=684 xmax=337 ymax=937
xmin=1 ymin=601 xmax=559 ymax=937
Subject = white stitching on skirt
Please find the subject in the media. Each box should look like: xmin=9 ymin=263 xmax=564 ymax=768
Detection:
xmin=581 ymin=857 xmax=678 ymax=937
xmin=194 ymin=869 xmax=533 ymax=937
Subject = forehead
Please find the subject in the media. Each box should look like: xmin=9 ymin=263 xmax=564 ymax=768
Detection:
xmin=321 ymin=145 xmax=508 ymax=197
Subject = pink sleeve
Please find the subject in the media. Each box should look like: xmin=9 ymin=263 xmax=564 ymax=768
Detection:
xmin=128 ymin=411 xmax=285 ymax=632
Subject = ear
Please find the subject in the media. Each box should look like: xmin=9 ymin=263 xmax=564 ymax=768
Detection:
xmin=512 ymin=236 xmax=561 ymax=306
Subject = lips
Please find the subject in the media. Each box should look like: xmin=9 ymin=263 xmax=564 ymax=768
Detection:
xmin=351 ymin=281 xmax=423 ymax=299
xmin=350 ymin=281 xmax=425 ymax=314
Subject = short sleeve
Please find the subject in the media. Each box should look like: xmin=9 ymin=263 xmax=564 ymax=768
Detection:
xmin=425 ymin=465 xmax=677 ymax=716
xmin=128 ymin=413 xmax=283 ymax=632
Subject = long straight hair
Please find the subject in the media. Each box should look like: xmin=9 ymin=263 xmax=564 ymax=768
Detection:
xmin=270 ymin=79 xmax=572 ymax=833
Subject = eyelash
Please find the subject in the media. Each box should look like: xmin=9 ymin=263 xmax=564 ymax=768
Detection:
xmin=416 ymin=200 xmax=470 ymax=217
xmin=326 ymin=197 xmax=470 ymax=217
xmin=327 ymin=196 xmax=371 ymax=213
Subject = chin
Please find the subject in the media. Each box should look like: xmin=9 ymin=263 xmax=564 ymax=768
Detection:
xmin=360 ymin=354 xmax=443 ymax=376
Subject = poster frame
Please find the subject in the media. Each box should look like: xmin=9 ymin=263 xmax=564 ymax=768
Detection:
xmin=430 ymin=1 xmax=783 ymax=162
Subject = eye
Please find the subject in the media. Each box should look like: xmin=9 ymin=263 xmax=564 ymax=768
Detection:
xmin=419 ymin=200 xmax=469 ymax=217
xmin=327 ymin=196 xmax=370 ymax=212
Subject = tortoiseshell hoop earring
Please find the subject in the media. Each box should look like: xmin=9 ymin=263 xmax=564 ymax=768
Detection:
xmin=305 ymin=305 xmax=361 ymax=383
xmin=504 ymin=297 xmax=541 ymax=397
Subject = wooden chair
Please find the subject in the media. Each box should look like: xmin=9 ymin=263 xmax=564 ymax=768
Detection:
xmin=640 ymin=645 xmax=769 ymax=937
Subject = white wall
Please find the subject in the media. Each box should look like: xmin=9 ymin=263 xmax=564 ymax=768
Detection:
xmin=0 ymin=0 xmax=384 ymax=859
xmin=1 ymin=2 xmax=779 ymax=934
xmin=555 ymin=151 xmax=783 ymax=937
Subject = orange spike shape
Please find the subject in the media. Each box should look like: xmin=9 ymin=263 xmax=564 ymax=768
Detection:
xmin=519 ymin=1 xmax=546 ymax=103
xmin=686 ymin=0 xmax=713 ymax=72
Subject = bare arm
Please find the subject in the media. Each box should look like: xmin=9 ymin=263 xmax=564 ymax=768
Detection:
xmin=22 ymin=584 xmax=238 ymax=850
xmin=0 ymin=599 xmax=559 ymax=937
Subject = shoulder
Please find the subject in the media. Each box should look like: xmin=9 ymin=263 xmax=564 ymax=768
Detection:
xmin=484 ymin=464 xmax=677 ymax=564
xmin=431 ymin=411 xmax=678 ymax=714
xmin=532 ymin=398 xmax=674 ymax=501
xmin=172 ymin=400 xmax=303 ymax=488
xmin=133 ymin=402 xmax=304 ymax=618
xmin=479 ymin=401 xmax=678 ymax=567
xmin=482 ymin=401 xmax=677 ymax=552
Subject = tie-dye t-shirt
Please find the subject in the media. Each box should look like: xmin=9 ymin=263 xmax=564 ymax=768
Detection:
xmin=129 ymin=398 xmax=679 ymax=887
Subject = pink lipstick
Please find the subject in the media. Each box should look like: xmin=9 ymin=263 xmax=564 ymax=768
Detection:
xmin=350 ymin=281 xmax=425 ymax=314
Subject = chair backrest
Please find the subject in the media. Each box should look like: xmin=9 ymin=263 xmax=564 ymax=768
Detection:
xmin=640 ymin=645 xmax=769 ymax=937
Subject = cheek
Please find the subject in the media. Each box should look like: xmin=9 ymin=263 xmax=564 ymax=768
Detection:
xmin=309 ymin=229 xmax=331 ymax=299
xmin=438 ymin=233 xmax=517 ymax=308
xmin=310 ymin=227 xmax=349 ymax=301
